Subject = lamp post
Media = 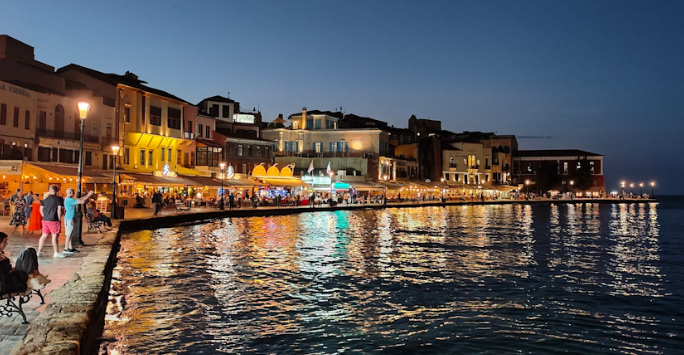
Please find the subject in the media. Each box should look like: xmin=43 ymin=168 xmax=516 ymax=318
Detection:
xmin=111 ymin=145 xmax=120 ymax=219
xmin=74 ymin=101 xmax=90 ymax=246
xmin=219 ymin=162 xmax=226 ymax=210
xmin=630 ymin=183 xmax=634 ymax=195
xmin=440 ymin=177 xmax=445 ymax=203
xmin=650 ymin=181 xmax=655 ymax=197
xmin=525 ymin=179 xmax=530 ymax=194
xmin=639 ymin=182 xmax=644 ymax=196
xmin=620 ymin=180 xmax=626 ymax=198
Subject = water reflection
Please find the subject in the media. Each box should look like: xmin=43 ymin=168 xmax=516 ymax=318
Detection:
xmin=100 ymin=203 xmax=683 ymax=354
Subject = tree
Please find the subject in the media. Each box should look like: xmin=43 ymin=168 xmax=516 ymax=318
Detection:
xmin=570 ymin=157 xmax=592 ymax=190
xmin=535 ymin=160 xmax=560 ymax=193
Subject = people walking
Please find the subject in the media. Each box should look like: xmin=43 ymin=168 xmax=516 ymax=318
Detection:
xmin=63 ymin=189 xmax=94 ymax=255
xmin=24 ymin=191 xmax=34 ymax=225
xmin=152 ymin=191 xmax=163 ymax=216
xmin=37 ymin=185 xmax=65 ymax=258
xmin=28 ymin=194 xmax=42 ymax=235
xmin=228 ymin=192 xmax=235 ymax=210
xmin=10 ymin=191 xmax=28 ymax=234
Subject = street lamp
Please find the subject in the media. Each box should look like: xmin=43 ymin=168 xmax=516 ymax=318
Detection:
xmin=219 ymin=162 xmax=226 ymax=210
xmin=440 ymin=177 xmax=445 ymax=202
xmin=329 ymin=172 xmax=334 ymax=204
xmin=74 ymin=101 xmax=90 ymax=246
xmin=650 ymin=181 xmax=656 ymax=197
xmin=525 ymin=179 xmax=530 ymax=193
xmin=111 ymin=145 xmax=120 ymax=219
xmin=639 ymin=182 xmax=644 ymax=196
xmin=630 ymin=183 xmax=634 ymax=195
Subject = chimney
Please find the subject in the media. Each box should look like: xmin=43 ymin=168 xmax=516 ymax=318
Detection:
xmin=302 ymin=107 xmax=307 ymax=129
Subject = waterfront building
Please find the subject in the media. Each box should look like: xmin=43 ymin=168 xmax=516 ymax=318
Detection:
xmin=512 ymin=149 xmax=605 ymax=194
xmin=444 ymin=131 xmax=518 ymax=185
xmin=262 ymin=108 xmax=391 ymax=181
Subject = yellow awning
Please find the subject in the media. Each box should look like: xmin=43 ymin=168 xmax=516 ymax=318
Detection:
xmin=259 ymin=178 xmax=308 ymax=187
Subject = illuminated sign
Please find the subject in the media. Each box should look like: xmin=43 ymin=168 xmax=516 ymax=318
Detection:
xmin=226 ymin=165 xmax=234 ymax=179
xmin=162 ymin=163 xmax=171 ymax=176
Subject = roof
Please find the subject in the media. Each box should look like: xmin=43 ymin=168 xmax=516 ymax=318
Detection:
xmin=287 ymin=110 xmax=344 ymax=120
xmin=57 ymin=64 xmax=189 ymax=104
xmin=215 ymin=129 xmax=276 ymax=143
xmin=198 ymin=95 xmax=235 ymax=104
xmin=196 ymin=138 xmax=224 ymax=148
xmin=516 ymin=149 xmax=603 ymax=158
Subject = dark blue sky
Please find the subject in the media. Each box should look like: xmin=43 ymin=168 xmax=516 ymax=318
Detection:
xmin=2 ymin=1 xmax=683 ymax=194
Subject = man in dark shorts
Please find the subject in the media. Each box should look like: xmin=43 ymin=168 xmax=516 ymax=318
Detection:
xmin=37 ymin=185 xmax=65 ymax=258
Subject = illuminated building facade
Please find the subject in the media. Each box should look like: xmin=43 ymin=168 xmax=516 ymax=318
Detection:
xmin=512 ymin=149 xmax=605 ymax=192
xmin=263 ymin=108 xmax=391 ymax=180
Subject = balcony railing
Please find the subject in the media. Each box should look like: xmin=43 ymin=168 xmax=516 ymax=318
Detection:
xmin=469 ymin=165 xmax=479 ymax=169
xmin=37 ymin=128 xmax=99 ymax=143
xmin=448 ymin=163 xmax=458 ymax=168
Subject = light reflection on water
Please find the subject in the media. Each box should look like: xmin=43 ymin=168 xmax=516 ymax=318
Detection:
xmin=100 ymin=203 xmax=684 ymax=354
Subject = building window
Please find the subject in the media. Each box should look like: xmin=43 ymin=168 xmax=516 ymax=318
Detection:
xmin=314 ymin=119 xmax=321 ymax=129
xmin=38 ymin=111 xmax=46 ymax=130
xmin=563 ymin=162 xmax=568 ymax=174
xmin=590 ymin=161 xmax=595 ymax=173
xmin=210 ymin=104 xmax=219 ymax=117
xmin=247 ymin=145 xmax=252 ymax=157
xmin=237 ymin=144 xmax=243 ymax=157
xmin=24 ymin=110 xmax=30 ymax=130
xmin=177 ymin=149 xmax=181 ymax=164
xmin=242 ymin=163 xmax=247 ymax=174
xmin=527 ymin=163 xmax=532 ymax=173
xmin=149 ymin=106 xmax=162 ymax=126
xmin=124 ymin=106 xmax=130 ymax=123
xmin=222 ymin=105 xmax=230 ymax=118
xmin=168 ymin=148 xmax=172 ymax=162
xmin=314 ymin=142 xmax=322 ymax=153
xmin=0 ymin=103 xmax=6 ymax=125
xmin=168 ymin=108 xmax=181 ymax=130
xmin=306 ymin=118 xmax=313 ymax=129
xmin=13 ymin=107 xmax=19 ymax=127
xmin=256 ymin=146 xmax=261 ymax=158
xmin=148 ymin=150 xmax=154 ymax=166
xmin=161 ymin=147 xmax=165 ymax=162
xmin=102 ymin=153 xmax=108 ymax=169
xmin=196 ymin=146 xmax=207 ymax=166
xmin=38 ymin=147 xmax=51 ymax=162
xmin=198 ymin=124 xmax=203 ymax=137
xmin=106 ymin=123 xmax=112 ymax=138
xmin=205 ymin=125 xmax=210 ymax=138
xmin=140 ymin=150 xmax=146 ymax=166
xmin=285 ymin=141 xmax=298 ymax=153
xmin=337 ymin=141 xmax=348 ymax=153
xmin=123 ymin=148 xmax=130 ymax=165
xmin=187 ymin=120 xmax=193 ymax=133
xmin=85 ymin=151 xmax=92 ymax=166
xmin=329 ymin=142 xmax=337 ymax=153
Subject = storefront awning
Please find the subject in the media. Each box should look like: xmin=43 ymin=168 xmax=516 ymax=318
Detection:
xmin=124 ymin=173 xmax=197 ymax=186
xmin=24 ymin=162 xmax=113 ymax=183
xmin=350 ymin=181 xmax=385 ymax=191
xmin=225 ymin=178 xmax=266 ymax=187
xmin=258 ymin=178 xmax=308 ymax=187
xmin=181 ymin=176 xmax=223 ymax=188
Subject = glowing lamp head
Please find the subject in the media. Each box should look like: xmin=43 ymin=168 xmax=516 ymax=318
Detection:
xmin=525 ymin=180 xmax=530 ymax=185
xmin=111 ymin=145 xmax=120 ymax=155
xmin=630 ymin=183 xmax=634 ymax=188
xmin=651 ymin=181 xmax=655 ymax=187
xmin=77 ymin=101 xmax=91 ymax=120
xmin=219 ymin=162 xmax=226 ymax=170
xmin=621 ymin=181 xmax=626 ymax=187
xmin=639 ymin=183 xmax=644 ymax=187
xmin=569 ymin=180 xmax=574 ymax=186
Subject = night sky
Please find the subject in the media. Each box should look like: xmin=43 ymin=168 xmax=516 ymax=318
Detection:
xmin=2 ymin=1 xmax=682 ymax=194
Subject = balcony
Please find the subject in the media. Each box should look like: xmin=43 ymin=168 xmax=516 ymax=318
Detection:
xmin=469 ymin=165 xmax=479 ymax=170
xmin=448 ymin=163 xmax=458 ymax=168
xmin=184 ymin=132 xmax=195 ymax=139
xmin=37 ymin=128 xmax=99 ymax=143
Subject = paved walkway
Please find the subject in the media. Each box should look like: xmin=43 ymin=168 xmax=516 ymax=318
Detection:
xmin=0 ymin=218 xmax=102 ymax=355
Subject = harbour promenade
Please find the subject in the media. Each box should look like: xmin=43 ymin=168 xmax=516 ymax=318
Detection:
xmin=0 ymin=197 xmax=656 ymax=355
